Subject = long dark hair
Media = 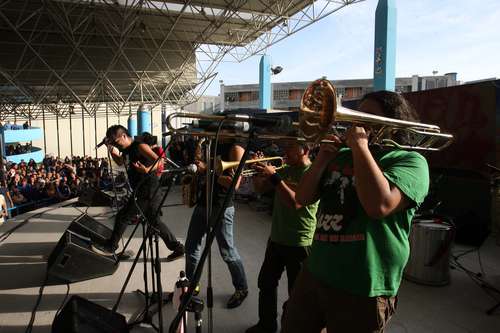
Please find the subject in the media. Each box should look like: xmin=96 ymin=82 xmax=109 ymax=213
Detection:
xmin=360 ymin=90 xmax=419 ymax=122
xmin=359 ymin=91 xmax=419 ymax=146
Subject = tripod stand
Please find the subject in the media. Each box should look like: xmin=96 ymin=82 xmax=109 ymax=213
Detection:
xmin=112 ymin=171 xmax=180 ymax=332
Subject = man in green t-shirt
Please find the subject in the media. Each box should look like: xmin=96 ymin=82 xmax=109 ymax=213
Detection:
xmin=282 ymin=91 xmax=430 ymax=333
xmin=247 ymin=142 xmax=319 ymax=333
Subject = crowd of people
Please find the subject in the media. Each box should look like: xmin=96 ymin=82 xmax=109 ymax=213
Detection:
xmin=6 ymin=142 xmax=32 ymax=156
xmin=0 ymin=155 xmax=115 ymax=217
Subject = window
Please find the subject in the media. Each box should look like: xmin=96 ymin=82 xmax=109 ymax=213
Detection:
xmin=225 ymin=92 xmax=238 ymax=102
xmin=251 ymin=90 xmax=259 ymax=101
xmin=289 ymin=89 xmax=304 ymax=100
xmin=273 ymin=89 xmax=289 ymax=100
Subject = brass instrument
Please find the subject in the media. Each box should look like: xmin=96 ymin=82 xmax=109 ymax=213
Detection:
xmin=166 ymin=79 xmax=453 ymax=151
xmin=215 ymin=156 xmax=284 ymax=177
xmin=181 ymin=137 xmax=205 ymax=207
xmin=299 ymin=79 xmax=454 ymax=150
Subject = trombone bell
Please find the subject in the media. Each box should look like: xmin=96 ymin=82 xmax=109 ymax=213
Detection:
xmin=299 ymin=79 xmax=454 ymax=151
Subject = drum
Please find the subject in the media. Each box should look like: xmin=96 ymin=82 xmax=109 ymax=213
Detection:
xmin=404 ymin=219 xmax=453 ymax=286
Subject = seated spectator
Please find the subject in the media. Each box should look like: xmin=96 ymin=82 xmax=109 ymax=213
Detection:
xmin=0 ymin=180 xmax=14 ymax=213
xmin=46 ymin=182 xmax=58 ymax=201
xmin=15 ymin=144 xmax=22 ymax=154
xmin=0 ymin=193 xmax=7 ymax=225
xmin=57 ymin=178 xmax=71 ymax=200
xmin=32 ymin=180 xmax=46 ymax=201
xmin=70 ymin=177 xmax=82 ymax=196
xmin=23 ymin=121 xmax=29 ymax=129
xmin=10 ymin=187 xmax=27 ymax=205
xmin=7 ymin=145 xmax=14 ymax=156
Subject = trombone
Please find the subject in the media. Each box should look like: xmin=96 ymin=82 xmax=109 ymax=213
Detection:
xmin=166 ymin=79 xmax=453 ymax=151
xmin=215 ymin=156 xmax=284 ymax=177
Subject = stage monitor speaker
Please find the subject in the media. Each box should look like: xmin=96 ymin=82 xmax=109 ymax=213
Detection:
xmin=47 ymin=231 xmax=118 ymax=283
xmin=78 ymin=187 xmax=113 ymax=207
xmin=68 ymin=213 xmax=113 ymax=245
xmin=52 ymin=295 xmax=129 ymax=333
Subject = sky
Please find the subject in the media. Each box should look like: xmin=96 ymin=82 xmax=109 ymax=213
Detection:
xmin=202 ymin=0 xmax=499 ymax=96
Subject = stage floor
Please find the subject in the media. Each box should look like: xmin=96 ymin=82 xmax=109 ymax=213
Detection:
xmin=0 ymin=188 xmax=499 ymax=332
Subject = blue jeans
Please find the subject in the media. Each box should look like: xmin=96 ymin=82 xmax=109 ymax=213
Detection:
xmin=185 ymin=204 xmax=248 ymax=291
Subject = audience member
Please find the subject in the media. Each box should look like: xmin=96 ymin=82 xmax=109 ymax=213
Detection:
xmin=0 ymin=193 xmax=7 ymax=225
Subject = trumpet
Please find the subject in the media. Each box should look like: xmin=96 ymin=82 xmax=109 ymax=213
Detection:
xmin=216 ymin=156 xmax=284 ymax=177
xmin=165 ymin=79 xmax=453 ymax=151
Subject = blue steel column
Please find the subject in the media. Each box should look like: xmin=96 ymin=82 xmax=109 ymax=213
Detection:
xmin=128 ymin=115 xmax=137 ymax=138
xmin=259 ymin=55 xmax=271 ymax=110
xmin=373 ymin=0 xmax=397 ymax=92
xmin=137 ymin=104 xmax=151 ymax=136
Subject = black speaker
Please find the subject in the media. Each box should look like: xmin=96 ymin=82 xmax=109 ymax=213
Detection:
xmin=47 ymin=232 xmax=118 ymax=283
xmin=52 ymin=295 xmax=129 ymax=333
xmin=68 ymin=213 xmax=113 ymax=245
xmin=78 ymin=187 xmax=112 ymax=207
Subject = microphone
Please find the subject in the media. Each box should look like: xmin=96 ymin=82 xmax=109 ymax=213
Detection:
xmin=95 ymin=138 xmax=109 ymax=149
xmin=188 ymin=114 xmax=293 ymax=134
xmin=162 ymin=164 xmax=198 ymax=174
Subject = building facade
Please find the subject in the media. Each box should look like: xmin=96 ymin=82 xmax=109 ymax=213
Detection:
xmin=220 ymin=73 xmax=459 ymax=111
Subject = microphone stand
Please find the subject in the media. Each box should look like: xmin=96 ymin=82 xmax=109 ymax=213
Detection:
xmin=169 ymin=127 xmax=257 ymax=333
xmin=205 ymin=139 xmax=214 ymax=333
xmin=112 ymin=171 xmax=178 ymax=332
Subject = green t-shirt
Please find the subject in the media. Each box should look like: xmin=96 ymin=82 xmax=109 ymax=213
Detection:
xmin=307 ymin=148 xmax=429 ymax=297
xmin=270 ymin=164 xmax=319 ymax=247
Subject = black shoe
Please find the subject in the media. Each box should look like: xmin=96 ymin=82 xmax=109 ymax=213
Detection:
xmin=227 ymin=289 xmax=248 ymax=309
xmin=246 ymin=323 xmax=276 ymax=333
xmin=166 ymin=245 xmax=185 ymax=262
xmin=118 ymin=249 xmax=135 ymax=260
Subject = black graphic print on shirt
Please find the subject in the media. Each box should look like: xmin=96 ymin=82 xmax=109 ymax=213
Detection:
xmin=316 ymin=163 xmax=359 ymax=237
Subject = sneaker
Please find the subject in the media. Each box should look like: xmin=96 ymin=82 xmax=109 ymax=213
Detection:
xmin=166 ymin=245 xmax=185 ymax=262
xmin=90 ymin=243 xmax=115 ymax=257
xmin=246 ymin=323 xmax=276 ymax=333
xmin=227 ymin=289 xmax=248 ymax=309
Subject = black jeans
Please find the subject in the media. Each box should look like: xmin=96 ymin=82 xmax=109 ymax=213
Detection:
xmin=108 ymin=176 xmax=181 ymax=251
xmin=257 ymin=239 xmax=311 ymax=331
